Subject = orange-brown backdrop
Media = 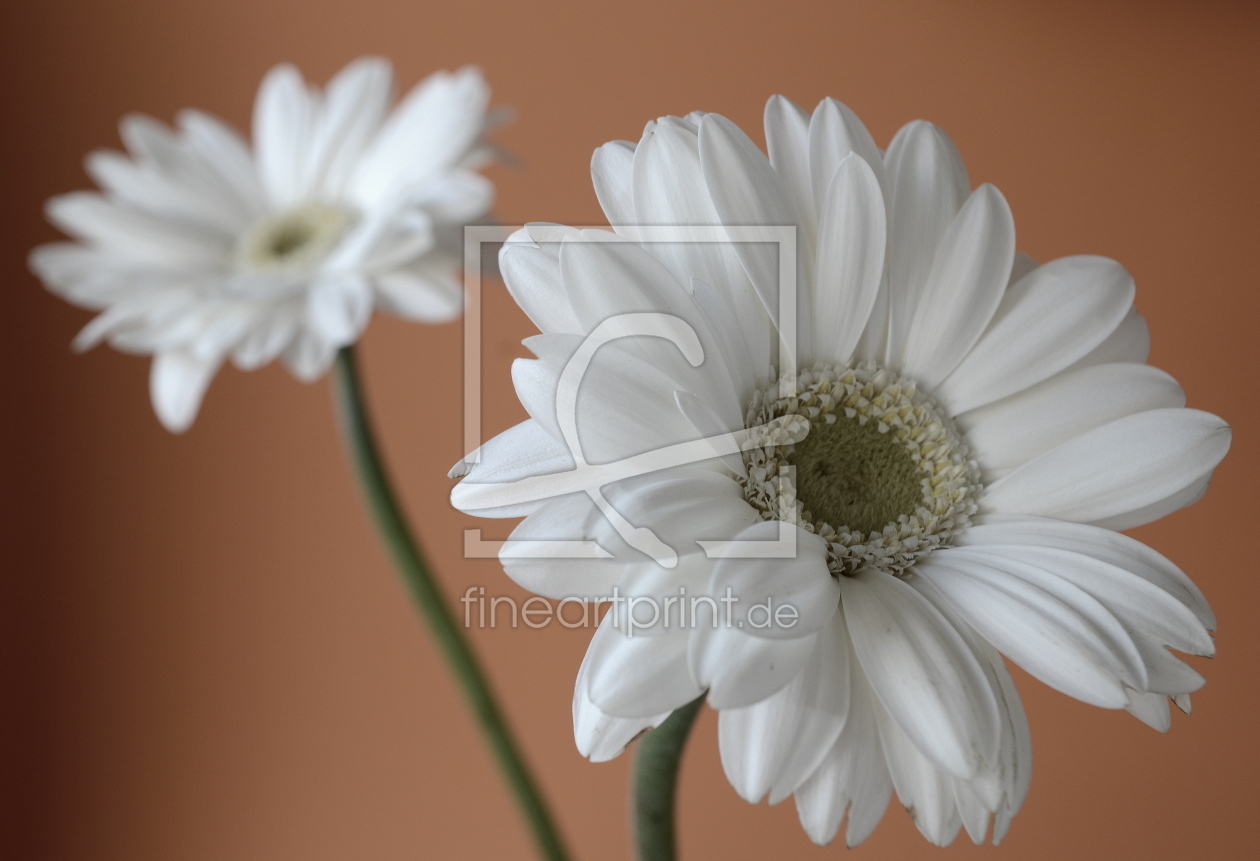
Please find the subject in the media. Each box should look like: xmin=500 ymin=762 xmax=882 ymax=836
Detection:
xmin=2 ymin=1 xmax=1257 ymax=858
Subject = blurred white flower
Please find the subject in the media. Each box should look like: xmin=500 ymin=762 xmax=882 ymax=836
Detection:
xmin=32 ymin=58 xmax=499 ymax=431
xmin=451 ymin=100 xmax=1230 ymax=846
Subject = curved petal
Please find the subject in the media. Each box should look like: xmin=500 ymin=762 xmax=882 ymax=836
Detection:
xmin=876 ymin=706 xmax=963 ymax=846
xmin=917 ymin=549 xmax=1145 ymax=707
xmin=883 ymin=120 xmax=969 ymax=364
xmin=573 ymin=632 xmax=670 ymax=761
xmin=962 ymin=515 xmax=1216 ymax=629
xmin=898 ymin=184 xmax=1015 ymax=388
xmin=793 ymin=644 xmax=893 ymax=847
xmin=936 ymin=255 xmax=1135 ymax=413
xmin=350 ymin=66 xmax=488 ymax=207
xmin=150 ymin=349 xmax=221 ymax=433
xmin=1089 ymin=472 xmax=1212 ymax=532
xmin=808 ymin=98 xmax=888 ymax=221
xmin=839 ymin=568 xmax=1001 ymax=779
xmin=631 ymin=116 xmax=754 ymax=301
xmin=499 ymin=233 xmax=583 ymax=335
xmin=586 ymin=615 xmax=703 ymax=718
xmin=698 ymin=113 xmax=804 ymax=343
xmin=813 ymin=154 xmax=887 ymax=366
xmin=591 ymin=139 xmax=637 ymax=230
xmin=1068 ymin=305 xmax=1151 ymax=369
xmin=957 ymin=545 xmax=1213 ymax=658
xmin=306 ymin=57 xmax=393 ymax=199
xmin=710 ymin=522 xmax=839 ymax=639
xmin=690 ymin=622 xmax=818 ymax=709
xmin=496 ymin=494 xmax=629 ymax=600
xmin=764 ymin=95 xmax=815 ymax=238
xmin=718 ymin=615 xmax=850 ymax=804
xmin=449 ymin=419 xmax=576 ymax=518
xmin=982 ymin=408 xmax=1231 ymax=525
xmin=252 ymin=63 xmax=312 ymax=207
xmin=306 ymin=274 xmax=372 ymax=345
xmin=958 ymin=362 xmax=1186 ymax=474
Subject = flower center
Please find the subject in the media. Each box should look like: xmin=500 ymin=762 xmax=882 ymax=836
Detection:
xmin=238 ymin=203 xmax=352 ymax=272
xmin=740 ymin=362 xmax=980 ymax=576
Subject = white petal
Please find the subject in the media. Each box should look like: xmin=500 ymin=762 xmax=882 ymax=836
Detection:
xmin=150 ymin=349 xmax=221 ymax=433
xmin=883 ymin=121 xmax=970 ymax=364
xmin=47 ymin=192 xmax=226 ymax=266
xmin=85 ymin=149 xmax=239 ymax=235
xmin=764 ymin=95 xmax=815 ymax=238
xmin=450 ymin=419 xmax=576 ymax=518
xmin=305 ymin=57 xmax=393 ymax=199
xmin=690 ymin=622 xmax=818 ymax=709
xmin=408 ymin=169 xmax=493 ymax=224
xmin=767 ymin=616 xmax=853 ymax=803
xmin=936 ymin=256 xmax=1135 ymax=413
xmin=574 ymin=633 xmax=670 ymax=761
xmin=115 ymin=114 xmax=255 ymax=231
xmin=631 ymin=117 xmax=756 ymax=308
xmin=958 ymin=362 xmax=1186 ymax=474
xmin=1124 ymin=689 xmax=1171 ymax=732
xmin=675 ymin=390 xmax=747 ymax=478
xmin=808 ymin=98 xmax=888 ymax=223
xmin=718 ymin=615 xmax=849 ymax=804
xmin=961 ymin=545 xmax=1213 ymax=658
xmin=253 ymin=63 xmax=313 ymax=207
xmin=306 ymin=274 xmax=373 ymax=345
xmin=559 ymin=232 xmax=702 ymax=362
xmin=176 ymin=109 xmax=266 ymax=213
xmin=812 ymin=154 xmax=886 ymax=366
xmin=961 ymin=515 xmax=1216 ymax=630
xmin=374 ymin=263 xmax=462 ymax=323
xmin=983 ymin=408 xmax=1231 ymax=525
xmin=839 ymin=568 xmax=1001 ymax=778
xmin=498 ymin=494 xmax=627 ymax=600
xmin=598 ymin=470 xmax=759 ymax=562
xmin=231 ymin=307 xmax=299 ymax=370
xmin=591 ymin=139 xmax=637 ymax=229
xmin=709 ymin=522 xmax=839 ymax=639
xmin=350 ymin=66 xmax=489 ymax=207
xmin=898 ymin=184 xmax=1015 ymax=387
xmin=510 ymin=336 xmax=698 ymax=464
xmin=282 ymin=328 xmax=337 ymax=382
xmin=1068 ymin=305 xmax=1151 ymax=369
xmin=499 ymin=237 xmax=583 ymax=335
xmin=876 ymin=707 xmax=963 ymax=846
xmin=793 ymin=646 xmax=893 ymax=847
xmin=698 ymin=113 xmax=803 ymax=339
xmin=917 ymin=549 xmax=1144 ymax=707
xmin=1089 ymin=472 xmax=1212 ymax=532
xmin=586 ymin=616 xmax=703 ymax=718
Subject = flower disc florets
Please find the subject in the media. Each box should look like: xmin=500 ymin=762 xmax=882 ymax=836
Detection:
xmin=741 ymin=361 xmax=981 ymax=576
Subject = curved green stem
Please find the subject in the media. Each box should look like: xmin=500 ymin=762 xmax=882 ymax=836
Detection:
xmin=332 ymin=345 xmax=570 ymax=861
xmin=633 ymin=696 xmax=705 ymax=861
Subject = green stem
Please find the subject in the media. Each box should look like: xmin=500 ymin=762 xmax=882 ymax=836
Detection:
xmin=633 ymin=696 xmax=705 ymax=861
xmin=332 ymin=345 xmax=570 ymax=861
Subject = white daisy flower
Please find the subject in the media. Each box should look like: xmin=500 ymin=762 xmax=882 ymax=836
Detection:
xmin=32 ymin=57 xmax=498 ymax=432
xmin=451 ymin=99 xmax=1230 ymax=846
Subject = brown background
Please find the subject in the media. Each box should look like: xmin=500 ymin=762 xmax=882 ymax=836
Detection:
xmin=2 ymin=1 xmax=1257 ymax=858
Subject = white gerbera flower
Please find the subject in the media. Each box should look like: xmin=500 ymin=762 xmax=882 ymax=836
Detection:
xmin=32 ymin=57 xmax=498 ymax=432
xmin=451 ymin=99 xmax=1230 ymax=846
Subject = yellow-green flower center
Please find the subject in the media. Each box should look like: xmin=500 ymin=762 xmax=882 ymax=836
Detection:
xmin=741 ymin=362 xmax=980 ymax=576
xmin=239 ymin=203 xmax=352 ymax=272
xmin=787 ymin=410 xmax=925 ymax=536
